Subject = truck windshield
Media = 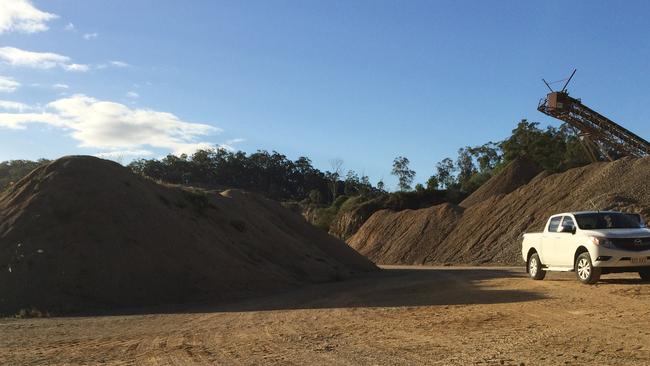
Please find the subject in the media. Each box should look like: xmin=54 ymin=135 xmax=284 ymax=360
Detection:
xmin=574 ymin=213 xmax=643 ymax=230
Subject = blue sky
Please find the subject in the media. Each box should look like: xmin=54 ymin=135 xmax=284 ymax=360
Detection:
xmin=1 ymin=1 xmax=650 ymax=189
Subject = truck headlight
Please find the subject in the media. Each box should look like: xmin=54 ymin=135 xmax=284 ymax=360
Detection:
xmin=590 ymin=237 xmax=616 ymax=249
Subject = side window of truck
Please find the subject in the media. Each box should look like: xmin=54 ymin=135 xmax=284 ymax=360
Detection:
xmin=562 ymin=216 xmax=575 ymax=230
xmin=548 ymin=216 xmax=562 ymax=232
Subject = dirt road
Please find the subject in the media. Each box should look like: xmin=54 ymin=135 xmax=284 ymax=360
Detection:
xmin=2 ymin=266 xmax=650 ymax=365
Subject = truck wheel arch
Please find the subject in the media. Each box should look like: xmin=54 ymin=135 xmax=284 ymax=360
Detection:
xmin=574 ymin=246 xmax=589 ymax=269
xmin=526 ymin=248 xmax=539 ymax=272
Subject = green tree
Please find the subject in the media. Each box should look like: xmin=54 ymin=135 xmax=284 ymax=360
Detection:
xmin=426 ymin=175 xmax=439 ymax=190
xmin=435 ymin=158 xmax=456 ymax=189
xmin=344 ymin=170 xmax=360 ymax=196
xmin=500 ymin=119 xmax=588 ymax=172
xmin=359 ymin=174 xmax=372 ymax=195
xmin=391 ymin=156 xmax=416 ymax=191
xmin=468 ymin=142 xmax=501 ymax=172
xmin=377 ymin=179 xmax=385 ymax=192
xmin=0 ymin=159 xmax=51 ymax=191
xmin=328 ymin=158 xmax=344 ymax=200
xmin=456 ymin=147 xmax=477 ymax=191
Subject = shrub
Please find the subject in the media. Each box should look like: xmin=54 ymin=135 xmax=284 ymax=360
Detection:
xmin=181 ymin=189 xmax=215 ymax=213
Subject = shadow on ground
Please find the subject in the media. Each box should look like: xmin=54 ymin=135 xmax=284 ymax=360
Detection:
xmin=542 ymin=272 xmax=648 ymax=285
xmin=211 ymin=267 xmax=545 ymax=313
xmin=47 ymin=267 xmax=548 ymax=317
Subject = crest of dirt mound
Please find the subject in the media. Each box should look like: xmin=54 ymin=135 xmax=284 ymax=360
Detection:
xmin=460 ymin=156 xmax=542 ymax=208
xmin=349 ymin=157 xmax=650 ymax=265
xmin=0 ymin=156 xmax=376 ymax=315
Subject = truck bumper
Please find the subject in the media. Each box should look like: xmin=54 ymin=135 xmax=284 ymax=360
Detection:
xmin=592 ymin=248 xmax=650 ymax=268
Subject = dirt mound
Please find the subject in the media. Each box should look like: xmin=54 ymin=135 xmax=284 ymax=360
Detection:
xmin=328 ymin=197 xmax=388 ymax=240
xmin=0 ymin=156 xmax=376 ymax=315
xmin=348 ymin=203 xmax=463 ymax=264
xmin=460 ymin=157 xmax=542 ymax=208
xmin=349 ymin=157 xmax=650 ymax=265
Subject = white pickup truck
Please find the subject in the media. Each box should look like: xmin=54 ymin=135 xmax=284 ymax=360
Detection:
xmin=522 ymin=211 xmax=650 ymax=284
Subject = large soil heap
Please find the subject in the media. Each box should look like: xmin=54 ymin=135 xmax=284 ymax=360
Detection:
xmin=348 ymin=204 xmax=462 ymax=264
xmin=349 ymin=156 xmax=650 ymax=265
xmin=0 ymin=156 xmax=376 ymax=315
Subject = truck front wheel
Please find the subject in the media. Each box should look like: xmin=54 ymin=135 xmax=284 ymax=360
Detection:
xmin=576 ymin=252 xmax=601 ymax=284
xmin=528 ymin=253 xmax=546 ymax=280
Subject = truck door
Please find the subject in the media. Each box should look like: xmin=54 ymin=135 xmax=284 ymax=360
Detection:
xmin=541 ymin=216 xmax=563 ymax=265
xmin=556 ymin=216 xmax=577 ymax=267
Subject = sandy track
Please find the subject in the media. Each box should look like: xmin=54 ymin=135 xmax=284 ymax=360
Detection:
xmin=2 ymin=266 xmax=650 ymax=365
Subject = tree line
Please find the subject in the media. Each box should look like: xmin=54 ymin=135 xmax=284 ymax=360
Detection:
xmin=389 ymin=119 xmax=590 ymax=194
xmin=0 ymin=159 xmax=51 ymax=191
xmin=128 ymin=149 xmax=374 ymax=204
xmin=129 ymin=119 xmax=591 ymax=203
xmin=0 ymin=120 xmax=591 ymax=203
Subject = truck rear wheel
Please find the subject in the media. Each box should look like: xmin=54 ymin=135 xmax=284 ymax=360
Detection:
xmin=576 ymin=252 xmax=601 ymax=284
xmin=639 ymin=269 xmax=650 ymax=282
xmin=528 ymin=253 xmax=546 ymax=280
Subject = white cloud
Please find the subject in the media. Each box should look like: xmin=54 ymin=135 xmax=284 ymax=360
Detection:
xmin=52 ymin=83 xmax=69 ymax=90
xmin=0 ymin=100 xmax=31 ymax=111
xmin=225 ymin=138 xmax=245 ymax=144
xmin=0 ymin=75 xmax=20 ymax=92
xmin=126 ymin=91 xmax=139 ymax=99
xmin=97 ymin=60 xmax=131 ymax=70
xmin=0 ymin=47 xmax=67 ymax=68
xmin=0 ymin=47 xmax=89 ymax=72
xmin=110 ymin=60 xmax=130 ymax=68
xmin=63 ymin=63 xmax=89 ymax=72
xmin=0 ymin=0 xmax=58 ymax=34
xmin=95 ymin=150 xmax=154 ymax=159
xmin=0 ymin=111 xmax=58 ymax=129
xmin=219 ymin=138 xmax=245 ymax=151
xmin=82 ymin=32 xmax=98 ymax=40
xmin=0 ymin=94 xmax=220 ymax=155
xmin=64 ymin=22 xmax=74 ymax=31
xmin=172 ymin=142 xmax=216 ymax=156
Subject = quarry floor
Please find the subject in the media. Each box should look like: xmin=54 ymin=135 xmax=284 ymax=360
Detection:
xmin=3 ymin=266 xmax=650 ymax=366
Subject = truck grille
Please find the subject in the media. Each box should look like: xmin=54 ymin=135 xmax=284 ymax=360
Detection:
xmin=611 ymin=237 xmax=650 ymax=251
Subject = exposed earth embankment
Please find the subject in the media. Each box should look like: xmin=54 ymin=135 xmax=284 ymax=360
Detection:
xmin=349 ymin=157 xmax=650 ymax=264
